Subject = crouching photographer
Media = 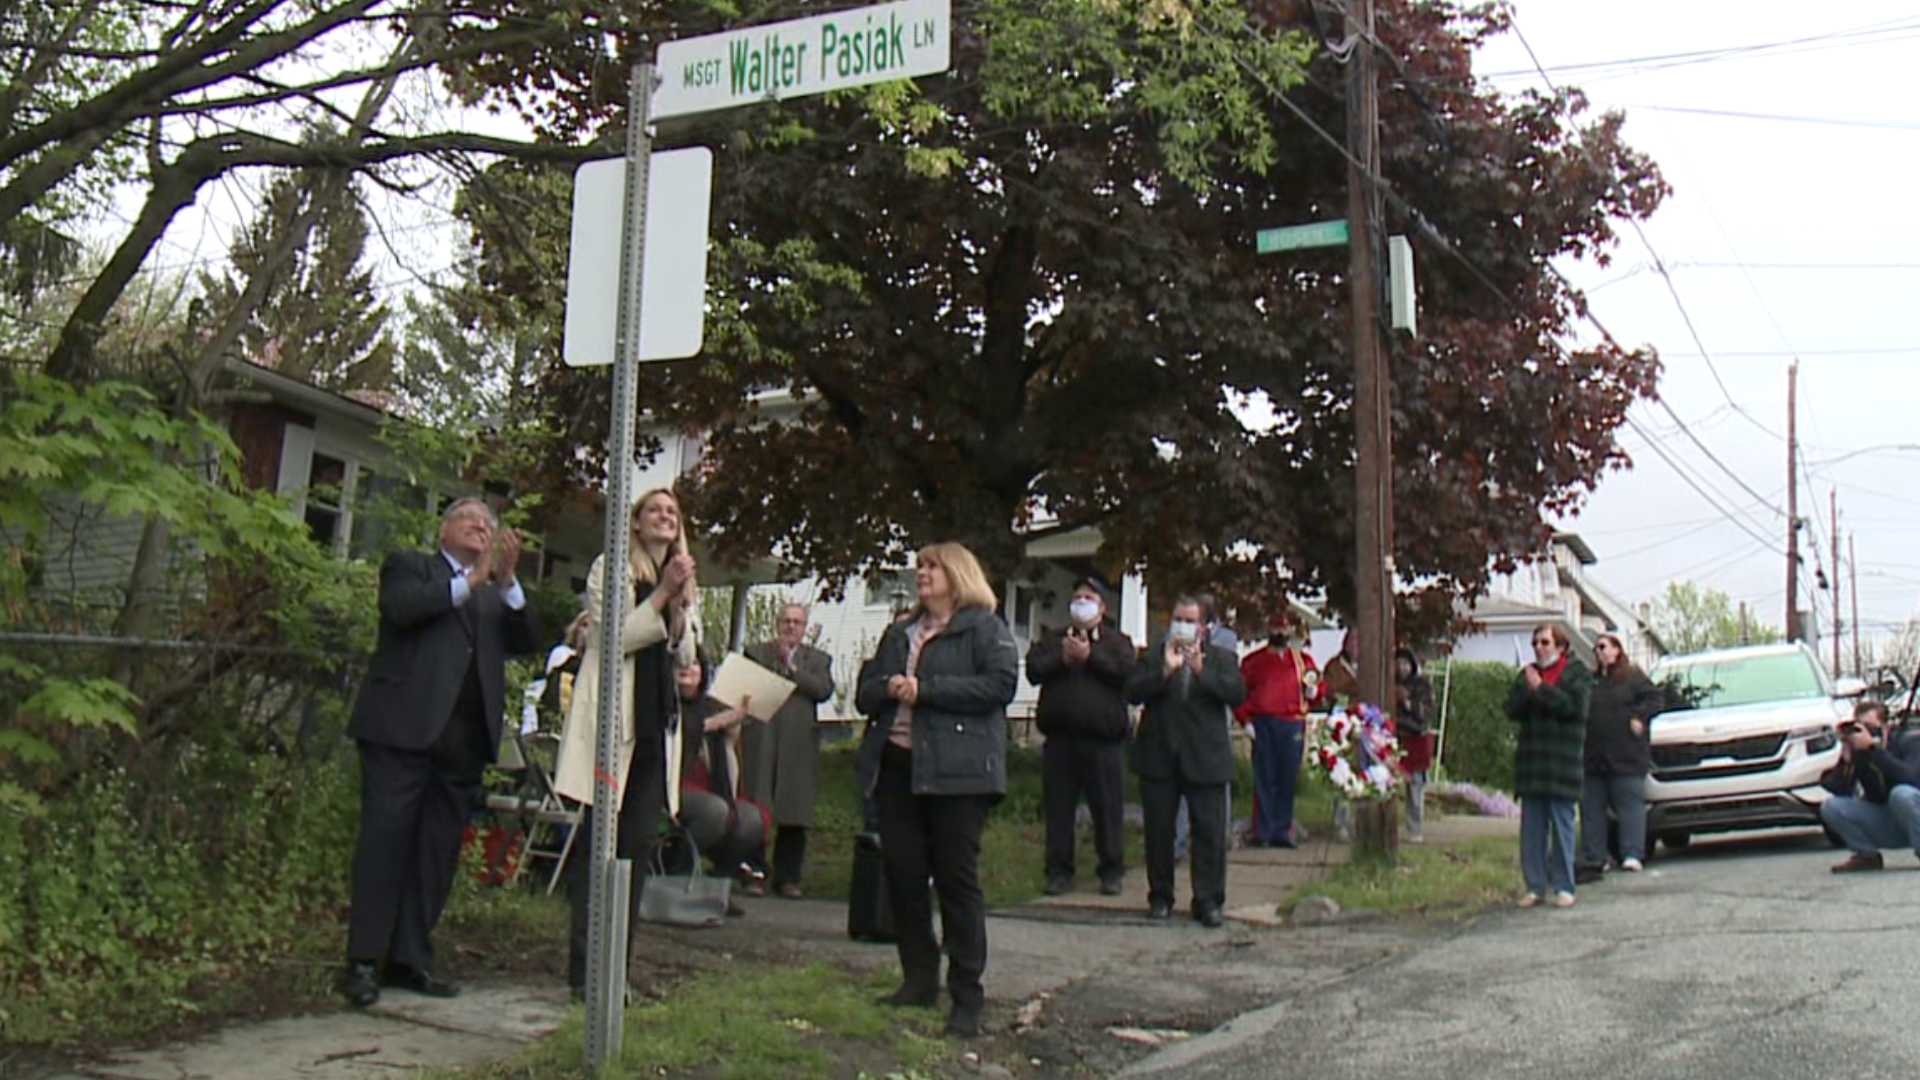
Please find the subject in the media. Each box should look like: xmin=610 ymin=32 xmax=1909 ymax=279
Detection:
xmin=1819 ymin=700 xmax=1920 ymax=873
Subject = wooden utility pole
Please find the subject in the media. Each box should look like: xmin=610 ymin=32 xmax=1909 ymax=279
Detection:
xmin=1850 ymin=532 xmax=1862 ymax=677
xmin=1831 ymin=487 xmax=1842 ymax=676
xmin=1739 ymin=600 xmax=1751 ymax=646
xmin=1347 ymin=0 xmax=1393 ymax=710
xmin=1785 ymin=361 xmax=1800 ymax=642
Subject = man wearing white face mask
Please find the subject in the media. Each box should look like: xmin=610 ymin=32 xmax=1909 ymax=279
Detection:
xmin=1127 ymin=596 xmax=1247 ymax=927
xmin=1027 ymin=577 xmax=1137 ymax=897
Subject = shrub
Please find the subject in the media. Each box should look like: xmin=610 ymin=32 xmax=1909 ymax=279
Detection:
xmin=1431 ymin=660 xmax=1518 ymax=794
xmin=0 ymin=751 xmax=359 ymax=1043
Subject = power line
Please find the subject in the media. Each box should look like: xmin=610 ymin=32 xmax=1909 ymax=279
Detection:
xmin=1624 ymin=414 xmax=1785 ymax=555
xmin=1512 ymin=19 xmax=1794 ymax=522
xmin=1259 ymin=15 xmax=1801 ymax=561
xmin=1480 ymin=16 xmax=1920 ymax=83
xmin=1601 ymin=103 xmax=1920 ymax=131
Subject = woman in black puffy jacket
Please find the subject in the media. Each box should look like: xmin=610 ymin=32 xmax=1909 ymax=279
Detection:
xmin=856 ymin=541 xmax=1017 ymax=1039
xmin=1580 ymin=633 xmax=1666 ymax=873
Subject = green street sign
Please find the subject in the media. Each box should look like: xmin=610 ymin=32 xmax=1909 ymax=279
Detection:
xmin=1257 ymin=219 xmax=1350 ymax=254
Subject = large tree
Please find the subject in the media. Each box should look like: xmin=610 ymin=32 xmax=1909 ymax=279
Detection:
xmin=471 ymin=0 xmax=1665 ymax=628
xmin=1648 ymin=580 xmax=1783 ymax=656
xmin=197 ymin=161 xmax=396 ymax=392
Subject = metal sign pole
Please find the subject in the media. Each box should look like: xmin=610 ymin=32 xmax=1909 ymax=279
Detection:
xmin=586 ymin=60 xmax=656 ymax=1071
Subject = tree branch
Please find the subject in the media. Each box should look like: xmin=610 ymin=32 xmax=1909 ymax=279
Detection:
xmin=0 ymin=0 xmax=379 ymax=230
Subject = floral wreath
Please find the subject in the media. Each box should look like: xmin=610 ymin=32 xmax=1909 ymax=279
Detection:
xmin=1306 ymin=703 xmax=1404 ymax=803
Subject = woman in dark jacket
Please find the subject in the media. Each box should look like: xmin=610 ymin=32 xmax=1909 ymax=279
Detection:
xmin=673 ymin=651 xmax=767 ymax=903
xmin=1505 ymin=624 xmax=1593 ymax=908
xmin=1579 ymin=633 xmax=1665 ymax=874
xmin=1393 ymin=648 xmax=1436 ymax=843
xmin=856 ymin=542 xmax=1018 ymax=1039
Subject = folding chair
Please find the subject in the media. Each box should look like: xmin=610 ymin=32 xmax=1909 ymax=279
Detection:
xmin=484 ymin=729 xmax=582 ymax=894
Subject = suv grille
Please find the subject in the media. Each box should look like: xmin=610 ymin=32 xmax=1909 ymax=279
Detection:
xmin=1651 ymin=733 xmax=1787 ymax=780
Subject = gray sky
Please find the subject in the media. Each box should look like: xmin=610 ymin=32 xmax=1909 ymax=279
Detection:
xmin=1474 ymin=1 xmax=1920 ymax=657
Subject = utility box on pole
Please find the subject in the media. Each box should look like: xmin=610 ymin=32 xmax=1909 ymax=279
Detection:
xmin=1388 ymin=234 xmax=1416 ymax=337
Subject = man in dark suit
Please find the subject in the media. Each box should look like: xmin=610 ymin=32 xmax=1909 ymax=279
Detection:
xmin=338 ymin=497 xmax=539 ymax=1006
xmin=1126 ymin=595 xmax=1247 ymax=928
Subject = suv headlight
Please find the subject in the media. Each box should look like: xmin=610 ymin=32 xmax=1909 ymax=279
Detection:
xmin=1788 ymin=724 xmax=1838 ymax=753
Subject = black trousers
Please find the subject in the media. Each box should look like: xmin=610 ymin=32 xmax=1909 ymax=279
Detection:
xmin=771 ymin=825 xmax=809 ymax=888
xmin=875 ymin=744 xmax=993 ymax=1009
xmin=1141 ymin=774 xmax=1227 ymax=914
xmin=1042 ymin=735 xmax=1127 ymax=883
xmin=566 ymin=735 xmax=668 ymax=989
xmin=346 ymin=669 xmax=490 ymax=972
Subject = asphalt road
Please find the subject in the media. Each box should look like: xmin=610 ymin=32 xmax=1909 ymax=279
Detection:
xmin=1121 ymin=829 xmax=1920 ymax=1080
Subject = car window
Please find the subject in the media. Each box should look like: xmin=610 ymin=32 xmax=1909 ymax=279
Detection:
xmin=1651 ymin=653 xmax=1827 ymax=710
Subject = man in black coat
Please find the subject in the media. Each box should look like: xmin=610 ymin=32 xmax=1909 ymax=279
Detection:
xmin=1126 ymin=595 xmax=1247 ymax=928
xmin=338 ymin=497 xmax=540 ymax=1006
xmin=1027 ymin=577 xmax=1136 ymax=897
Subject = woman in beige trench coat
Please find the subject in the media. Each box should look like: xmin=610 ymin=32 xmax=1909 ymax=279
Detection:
xmin=554 ymin=487 xmax=698 ymax=993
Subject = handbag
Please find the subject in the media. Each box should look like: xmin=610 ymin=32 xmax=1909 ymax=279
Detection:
xmin=637 ymin=837 xmax=731 ymax=929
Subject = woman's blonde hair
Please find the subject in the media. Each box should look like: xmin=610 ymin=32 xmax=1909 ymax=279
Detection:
xmin=918 ymin=541 xmax=997 ymax=612
xmin=627 ymin=487 xmax=690 ymax=586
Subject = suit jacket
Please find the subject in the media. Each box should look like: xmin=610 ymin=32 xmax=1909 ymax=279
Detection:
xmin=740 ymin=640 xmax=835 ymax=826
xmin=349 ymin=548 xmax=540 ymax=755
xmin=1126 ymin=640 xmax=1248 ymax=786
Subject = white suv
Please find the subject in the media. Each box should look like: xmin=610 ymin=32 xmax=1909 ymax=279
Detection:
xmin=1644 ymin=643 xmax=1866 ymax=850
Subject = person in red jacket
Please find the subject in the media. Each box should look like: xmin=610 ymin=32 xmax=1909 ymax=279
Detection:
xmin=1236 ymin=609 xmax=1322 ymax=847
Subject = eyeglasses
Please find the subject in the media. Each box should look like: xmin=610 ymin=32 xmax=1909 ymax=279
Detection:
xmin=1532 ymin=638 xmax=1556 ymax=647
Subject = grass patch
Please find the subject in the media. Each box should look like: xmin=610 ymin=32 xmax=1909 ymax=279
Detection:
xmin=1283 ymin=834 xmax=1519 ymax=919
xmin=439 ymin=963 xmax=948 ymax=1080
xmin=796 ymin=743 xmax=1341 ymax=909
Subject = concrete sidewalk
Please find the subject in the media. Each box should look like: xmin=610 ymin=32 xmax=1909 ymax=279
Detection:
xmin=40 ymin=813 xmax=1517 ymax=1080
xmin=1028 ymin=812 xmax=1520 ymax=925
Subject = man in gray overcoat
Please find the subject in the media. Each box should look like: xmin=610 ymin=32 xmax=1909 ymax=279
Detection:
xmin=742 ymin=603 xmax=836 ymax=897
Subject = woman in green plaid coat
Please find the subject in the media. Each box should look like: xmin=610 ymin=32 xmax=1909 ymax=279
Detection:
xmin=1505 ymin=624 xmax=1592 ymax=909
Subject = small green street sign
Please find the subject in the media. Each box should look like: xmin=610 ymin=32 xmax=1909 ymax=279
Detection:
xmin=1256 ymin=219 xmax=1350 ymax=254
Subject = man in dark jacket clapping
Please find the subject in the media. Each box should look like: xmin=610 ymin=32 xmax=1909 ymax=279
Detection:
xmin=1127 ymin=596 xmax=1247 ymax=928
xmin=1027 ymin=577 xmax=1136 ymax=897
xmin=1819 ymin=700 xmax=1920 ymax=873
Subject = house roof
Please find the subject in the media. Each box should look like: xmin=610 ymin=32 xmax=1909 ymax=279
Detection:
xmin=1552 ymin=531 xmax=1598 ymax=565
xmin=222 ymin=357 xmax=393 ymax=429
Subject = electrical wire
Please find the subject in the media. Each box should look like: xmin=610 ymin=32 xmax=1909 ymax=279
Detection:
xmin=1598 ymin=103 xmax=1920 ymax=131
xmin=1480 ymin=16 xmax=1920 ymax=84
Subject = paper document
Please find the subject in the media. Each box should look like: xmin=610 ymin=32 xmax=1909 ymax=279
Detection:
xmin=710 ymin=652 xmax=796 ymax=722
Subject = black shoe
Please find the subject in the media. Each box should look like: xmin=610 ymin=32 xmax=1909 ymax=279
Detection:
xmin=1146 ymin=899 xmax=1173 ymax=920
xmin=879 ymin=983 xmax=939 ymax=1008
xmin=945 ymin=1002 xmax=983 ymax=1038
xmin=1194 ymin=904 xmax=1225 ymax=929
xmin=382 ymin=964 xmax=460 ymax=998
xmin=337 ymin=961 xmax=380 ymax=1008
xmin=1099 ymin=877 xmax=1124 ymax=897
xmin=1043 ymin=875 xmax=1072 ymax=896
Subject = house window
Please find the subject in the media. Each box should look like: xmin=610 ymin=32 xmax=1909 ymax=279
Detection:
xmin=303 ymin=452 xmax=348 ymax=547
xmin=350 ymin=471 xmax=430 ymax=559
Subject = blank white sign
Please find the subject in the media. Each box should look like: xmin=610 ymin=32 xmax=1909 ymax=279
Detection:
xmin=563 ymin=148 xmax=713 ymax=366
